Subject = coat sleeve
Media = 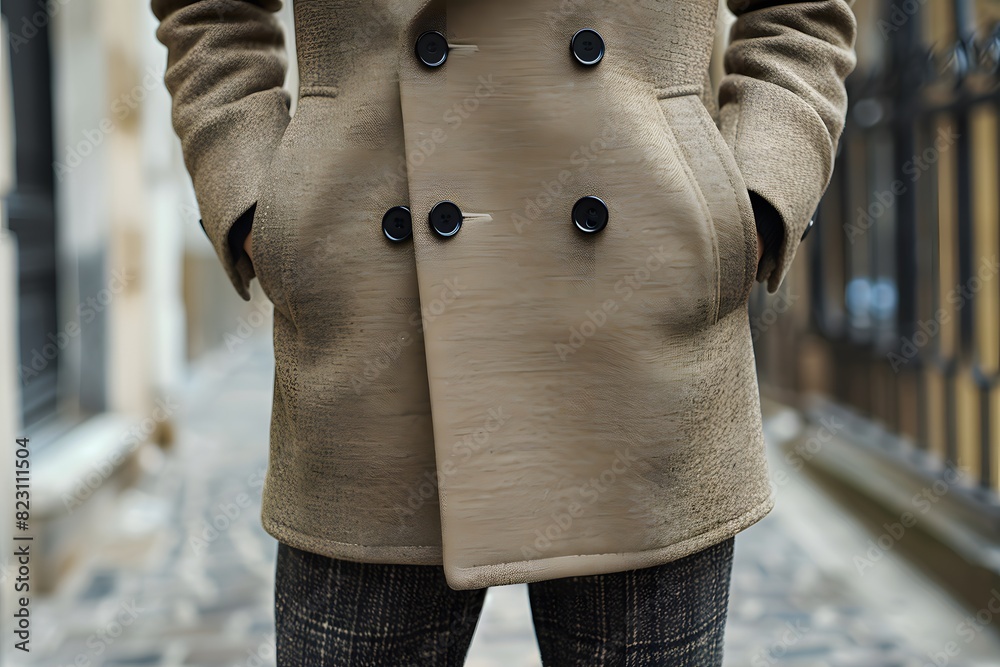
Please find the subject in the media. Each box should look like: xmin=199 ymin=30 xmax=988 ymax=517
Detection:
xmin=718 ymin=0 xmax=857 ymax=292
xmin=152 ymin=0 xmax=291 ymax=300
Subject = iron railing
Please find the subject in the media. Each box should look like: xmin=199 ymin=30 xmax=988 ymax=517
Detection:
xmin=755 ymin=0 xmax=1000 ymax=504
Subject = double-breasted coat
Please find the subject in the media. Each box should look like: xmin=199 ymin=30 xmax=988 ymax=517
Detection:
xmin=153 ymin=0 xmax=856 ymax=589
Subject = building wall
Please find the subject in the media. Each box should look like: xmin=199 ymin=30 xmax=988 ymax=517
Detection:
xmin=0 ymin=0 xmax=299 ymax=590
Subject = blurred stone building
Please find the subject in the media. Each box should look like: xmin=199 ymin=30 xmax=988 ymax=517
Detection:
xmin=0 ymin=0 xmax=296 ymax=592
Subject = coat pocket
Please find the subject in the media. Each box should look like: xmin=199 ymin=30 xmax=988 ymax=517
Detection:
xmin=655 ymin=92 xmax=758 ymax=321
xmin=249 ymin=122 xmax=295 ymax=323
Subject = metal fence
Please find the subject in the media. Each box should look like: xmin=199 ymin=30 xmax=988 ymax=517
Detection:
xmin=755 ymin=0 xmax=1000 ymax=500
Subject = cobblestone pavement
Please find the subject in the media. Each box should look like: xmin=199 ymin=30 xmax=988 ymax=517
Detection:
xmin=8 ymin=335 xmax=1000 ymax=666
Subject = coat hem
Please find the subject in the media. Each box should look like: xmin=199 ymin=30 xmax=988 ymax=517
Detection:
xmin=262 ymin=494 xmax=774 ymax=589
xmin=443 ymin=494 xmax=775 ymax=590
xmin=261 ymin=515 xmax=444 ymax=565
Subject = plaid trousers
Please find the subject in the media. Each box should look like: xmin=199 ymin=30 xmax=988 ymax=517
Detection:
xmin=274 ymin=537 xmax=734 ymax=666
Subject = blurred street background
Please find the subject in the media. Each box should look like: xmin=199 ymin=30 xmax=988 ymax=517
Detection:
xmin=4 ymin=0 xmax=1000 ymax=665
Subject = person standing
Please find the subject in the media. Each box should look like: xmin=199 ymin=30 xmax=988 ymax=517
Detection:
xmin=152 ymin=0 xmax=856 ymax=664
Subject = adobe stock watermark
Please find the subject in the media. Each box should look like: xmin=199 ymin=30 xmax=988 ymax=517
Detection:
xmin=877 ymin=0 xmax=929 ymax=39
xmin=520 ymin=446 xmax=638 ymax=559
xmin=396 ymin=406 xmax=511 ymax=517
xmin=18 ymin=269 xmax=132 ymax=386
xmin=224 ymin=299 xmax=274 ymax=352
xmin=7 ymin=0 xmax=72 ymax=53
xmin=555 ymin=245 xmax=670 ymax=360
xmin=62 ymin=397 xmax=180 ymax=512
xmin=188 ymin=466 xmax=267 ymax=555
xmin=853 ymin=463 xmax=965 ymax=575
xmin=887 ymin=255 xmax=999 ymax=371
xmin=750 ymin=290 xmax=798 ymax=343
xmin=511 ymin=124 xmax=618 ymax=234
xmin=350 ymin=331 xmax=417 ymax=395
xmin=54 ymin=599 xmax=145 ymax=667
xmin=844 ymin=126 xmax=959 ymax=244
xmin=378 ymin=74 xmax=501 ymax=190
xmin=53 ymin=66 xmax=164 ymax=181
xmin=750 ymin=618 xmax=811 ymax=667
xmin=771 ymin=416 xmax=844 ymax=489
xmin=923 ymin=589 xmax=1000 ymax=666
xmin=241 ymin=632 xmax=277 ymax=667
xmin=350 ymin=278 xmax=463 ymax=396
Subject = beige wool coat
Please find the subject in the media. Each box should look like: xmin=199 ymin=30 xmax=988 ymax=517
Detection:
xmin=153 ymin=0 xmax=856 ymax=589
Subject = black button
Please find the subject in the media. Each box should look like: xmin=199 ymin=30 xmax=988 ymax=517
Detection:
xmin=429 ymin=201 xmax=462 ymax=237
xmin=570 ymin=29 xmax=605 ymax=66
xmin=572 ymin=196 xmax=608 ymax=233
xmin=801 ymin=218 xmax=814 ymax=241
xmin=416 ymin=31 xmax=448 ymax=67
xmin=382 ymin=206 xmax=412 ymax=242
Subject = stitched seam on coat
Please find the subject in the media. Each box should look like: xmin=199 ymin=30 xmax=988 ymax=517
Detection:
xmin=451 ymin=494 xmax=774 ymax=579
xmin=251 ymin=125 xmax=295 ymax=323
xmin=299 ymin=85 xmax=339 ymax=98
xmin=733 ymin=86 xmax=766 ymax=290
xmin=653 ymin=83 xmax=703 ymax=100
xmin=657 ymin=96 xmax=722 ymax=326
xmin=264 ymin=515 xmax=442 ymax=551
xmin=686 ymin=95 xmax=755 ymax=304
xmin=681 ymin=95 xmax=729 ymax=322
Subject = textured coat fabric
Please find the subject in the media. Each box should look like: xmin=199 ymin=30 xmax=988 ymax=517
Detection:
xmin=153 ymin=0 xmax=856 ymax=589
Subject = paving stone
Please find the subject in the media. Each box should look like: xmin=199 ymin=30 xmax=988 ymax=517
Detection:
xmin=12 ymin=336 xmax=1000 ymax=667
